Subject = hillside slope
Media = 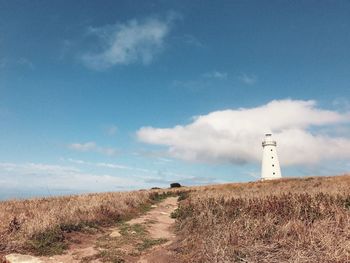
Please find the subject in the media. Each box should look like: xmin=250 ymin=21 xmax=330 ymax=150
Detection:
xmin=172 ymin=175 xmax=350 ymax=263
xmin=1 ymin=175 xmax=349 ymax=262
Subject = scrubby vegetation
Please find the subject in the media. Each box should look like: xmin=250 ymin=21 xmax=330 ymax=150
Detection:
xmin=173 ymin=175 xmax=350 ymax=263
xmin=0 ymin=189 xmax=178 ymax=255
xmin=1 ymin=175 xmax=349 ymax=263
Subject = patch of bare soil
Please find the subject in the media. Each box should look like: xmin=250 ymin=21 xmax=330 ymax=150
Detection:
xmin=131 ymin=197 xmax=178 ymax=263
xmin=92 ymin=196 xmax=179 ymax=263
xmin=4 ymin=197 xmax=179 ymax=263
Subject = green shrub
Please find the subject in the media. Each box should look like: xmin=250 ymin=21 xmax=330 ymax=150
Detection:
xmin=28 ymin=228 xmax=67 ymax=256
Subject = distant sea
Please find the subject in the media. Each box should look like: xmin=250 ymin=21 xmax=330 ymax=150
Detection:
xmin=0 ymin=188 xmax=100 ymax=201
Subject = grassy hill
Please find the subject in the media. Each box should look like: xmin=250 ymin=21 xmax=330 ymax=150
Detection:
xmin=172 ymin=175 xmax=350 ymax=262
xmin=0 ymin=175 xmax=349 ymax=262
xmin=0 ymin=190 xmax=175 ymax=255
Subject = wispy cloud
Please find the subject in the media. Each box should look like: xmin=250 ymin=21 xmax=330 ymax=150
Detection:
xmin=172 ymin=70 xmax=229 ymax=92
xmin=81 ymin=15 xmax=175 ymax=70
xmin=68 ymin=141 xmax=117 ymax=156
xmin=182 ymin=34 xmax=204 ymax=48
xmin=0 ymin=159 xmax=215 ymax=199
xmin=0 ymin=162 xmax=136 ymax=196
xmin=17 ymin=58 xmax=35 ymax=69
xmin=0 ymin=57 xmax=34 ymax=70
xmin=59 ymin=39 xmax=76 ymax=60
xmin=105 ymin=125 xmax=118 ymax=136
xmin=332 ymin=98 xmax=350 ymax=111
xmin=67 ymin=158 xmax=151 ymax=173
xmin=239 ymin=73 xmax=257 ymax=85
xmin=66 ymin=158 xmax=201 ymax=186
xmin=203 ymin=71 xmax=228 ymax=79
xmin=69 ymin=142 xmax=97 ymax=152
xmin=137 ymin=99 xmax=350 ymax=166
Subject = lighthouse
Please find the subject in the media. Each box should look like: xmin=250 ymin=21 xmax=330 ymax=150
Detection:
xmin=261 ymin=133 xmax=282 ymax=180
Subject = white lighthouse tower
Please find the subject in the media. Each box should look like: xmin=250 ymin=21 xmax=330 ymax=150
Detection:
xmin=261 ymin=133 xmax=282 ymax=180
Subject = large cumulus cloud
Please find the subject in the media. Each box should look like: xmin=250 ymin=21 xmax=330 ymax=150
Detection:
xmin=137 ymin=100 xmax=350 ymax=166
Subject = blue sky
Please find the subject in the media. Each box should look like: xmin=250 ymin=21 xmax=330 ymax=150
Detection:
xmin=1 ymin=0 xmax=350 ymax=199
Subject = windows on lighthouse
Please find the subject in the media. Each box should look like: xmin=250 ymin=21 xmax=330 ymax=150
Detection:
xmin=261 ymin=133 xmax=282 ymax=180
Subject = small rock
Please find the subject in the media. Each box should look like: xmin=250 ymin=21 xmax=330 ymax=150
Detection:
xmin=110 ymin=230 xmax=121 ymax=237
xmin=160 ymin=212 xmax=168 ymax=215
xmin=5 ymin=254 xmax=43 ymax=263
xmin=151 ymin=205 xmax=158 ymax=208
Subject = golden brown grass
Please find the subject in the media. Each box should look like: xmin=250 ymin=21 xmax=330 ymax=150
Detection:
xmin=1 ymin=175 xmax=349 ymax=262
xmin=0 ymin=190 xmax=176 ymax=255
xmin=173 ymin=175 xmax=350 ymax=263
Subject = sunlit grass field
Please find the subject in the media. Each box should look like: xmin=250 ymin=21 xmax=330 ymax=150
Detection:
xmin=1 ymin=175 xmax=349 ymax=262
xmin=173 ymin=175 xmax=350 ymax=262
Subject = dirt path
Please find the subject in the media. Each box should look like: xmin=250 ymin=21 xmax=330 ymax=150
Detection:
xmin=4 ymin=197 xmax=179 ymax=263
xmin=130 ymin=197 xmax=178 ymax=263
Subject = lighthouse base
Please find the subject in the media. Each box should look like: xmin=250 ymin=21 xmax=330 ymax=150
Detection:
xmin=260 ymin=176 xmax=282 ymax=181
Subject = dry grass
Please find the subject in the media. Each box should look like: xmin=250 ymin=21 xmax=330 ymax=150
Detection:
xmin=0 ymin=190 xmax=177 ymax=255
xmin=1 ymin=175 xmax=349 ymax=262
xmin=173 ymin=175 xmax=350 ymax=263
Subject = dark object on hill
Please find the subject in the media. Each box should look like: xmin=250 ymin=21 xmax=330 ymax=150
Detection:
xmin=170 ymin=183 xmax=182 ymax=188
xmin=151 ymin=187 xmax=161 ymax=190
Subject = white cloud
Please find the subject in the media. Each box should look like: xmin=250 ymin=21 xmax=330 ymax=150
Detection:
xmin=68 ymin=141 xmax=117 ymax=156
xmin=69 ymin=141 xmax=97 ymax=152
xmin=0 ymin=162 xmax=79 ymax=175
xmin=81 ymin=16 xmax=173 ymax=69
xmin=137 ymin=99 xmax=350 ymax=166
xmin=0 ymin=162 xmax=135 ymax=194
xmin=65 ymin=158 xmax=200 ymax=185
xmin=67 ymin=158 xmax=151 ymax=173
xmin=0 ymin=160 xmax=211 ymax=199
